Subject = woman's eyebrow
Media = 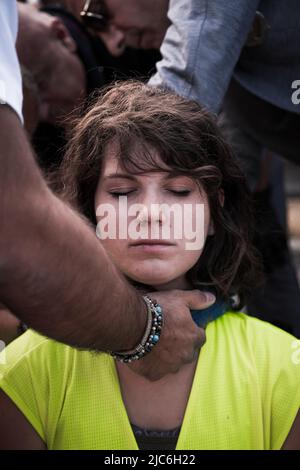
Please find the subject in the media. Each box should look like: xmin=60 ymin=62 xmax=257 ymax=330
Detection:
xmin=164 ymin=172 xmax=193 ymax=181
xmin=103 ymin=173 xmax=136 ymax=181
xmin=103 ymin=172 xmax=191 ymax=181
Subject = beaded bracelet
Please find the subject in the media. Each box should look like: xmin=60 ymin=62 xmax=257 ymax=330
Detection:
xmin=110 ymin=295 xmax=164 ymax=363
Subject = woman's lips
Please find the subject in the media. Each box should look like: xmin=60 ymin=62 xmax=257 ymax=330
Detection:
xmin=129 ymin=240 xmax=176 ymax=253
xmin=130 ymin=239 xmax=175 ymax=246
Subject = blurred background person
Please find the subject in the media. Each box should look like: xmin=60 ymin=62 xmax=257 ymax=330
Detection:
xmin=17 ymin=1 xmax=159 ymax=170
xmin=17 ymin=2 xmax=87 ymax=127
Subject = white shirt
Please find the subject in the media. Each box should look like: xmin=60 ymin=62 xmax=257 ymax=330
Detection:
xmin=0 ymin=0 xmax=23 ymax=122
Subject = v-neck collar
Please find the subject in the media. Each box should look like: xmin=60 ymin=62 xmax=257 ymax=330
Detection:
xmin=108 ymin=322 xmax=212 ymax=450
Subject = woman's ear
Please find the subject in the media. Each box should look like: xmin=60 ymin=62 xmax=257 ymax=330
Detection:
xmin=50 ymin=18 xmax=77 ymax=52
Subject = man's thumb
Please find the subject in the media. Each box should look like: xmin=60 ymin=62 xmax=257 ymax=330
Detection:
xmin=185 ymin=289 xmax=216 ymax=309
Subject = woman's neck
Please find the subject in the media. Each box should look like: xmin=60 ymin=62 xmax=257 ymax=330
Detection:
xmin=145 ymin=276 xmax=193 ymax=291
xmin=117 ymin=275 xmax=198 ymax=430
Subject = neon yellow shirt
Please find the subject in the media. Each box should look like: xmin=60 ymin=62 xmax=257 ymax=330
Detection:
xmin=1 ymin=312 xmax=300 ymax=449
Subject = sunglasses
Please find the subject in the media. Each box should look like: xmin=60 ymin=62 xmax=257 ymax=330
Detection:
xmin=80 ymin=0 xmax=111 ymax=32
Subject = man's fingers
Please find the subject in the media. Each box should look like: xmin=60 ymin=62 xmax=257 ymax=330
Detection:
xmin=135 ymin=289 xmax=210 ymax=381
xmin=182 ymin=289 xmax=216 ymax=310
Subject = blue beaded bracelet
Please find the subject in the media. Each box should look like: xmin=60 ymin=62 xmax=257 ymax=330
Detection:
xmin=110 ymin=295 xmax=164 ymax=363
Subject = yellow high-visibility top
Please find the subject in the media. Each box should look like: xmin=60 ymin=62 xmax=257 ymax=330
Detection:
xmin=1 ymin=312 xmax=300 ymax=450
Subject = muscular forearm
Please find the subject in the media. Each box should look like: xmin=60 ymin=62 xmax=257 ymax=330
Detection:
xmin=0 ymin=106 xmax=146 ymax=351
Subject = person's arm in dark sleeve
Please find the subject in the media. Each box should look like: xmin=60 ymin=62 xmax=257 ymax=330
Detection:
xmin=149 ymin=0 xmax=260 ymax=113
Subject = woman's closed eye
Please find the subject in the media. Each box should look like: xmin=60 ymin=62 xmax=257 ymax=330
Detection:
xmin=109 ymin=189 xmax=192 ymax=197
xmin=108 ymin=189 xmax=193 ymax=198
xmin=167 ymin=189 xmax=192 ymax=196
xmin=108 ymin=189 xmax=136 ymax=197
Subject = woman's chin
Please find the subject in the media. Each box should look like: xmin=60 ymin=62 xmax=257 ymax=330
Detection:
xmin=127 ymin=271 xmax=189 ymax=292
xmin=128 ymin=272 xmax=175 ymax=289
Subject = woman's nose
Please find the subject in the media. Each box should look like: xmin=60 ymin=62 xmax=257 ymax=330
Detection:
xmin=99 ymin=25 xmax=126 ymax=57
xmin=136 ymin=197 xmax=168 ymax=228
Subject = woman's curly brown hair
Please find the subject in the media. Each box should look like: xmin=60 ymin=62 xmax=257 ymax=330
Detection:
xmin=56 ymin=81 xmax=263 ymax=308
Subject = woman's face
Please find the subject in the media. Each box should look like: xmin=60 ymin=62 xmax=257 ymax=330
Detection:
xmin=94 ymin=146 xmax=214 ymax=290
